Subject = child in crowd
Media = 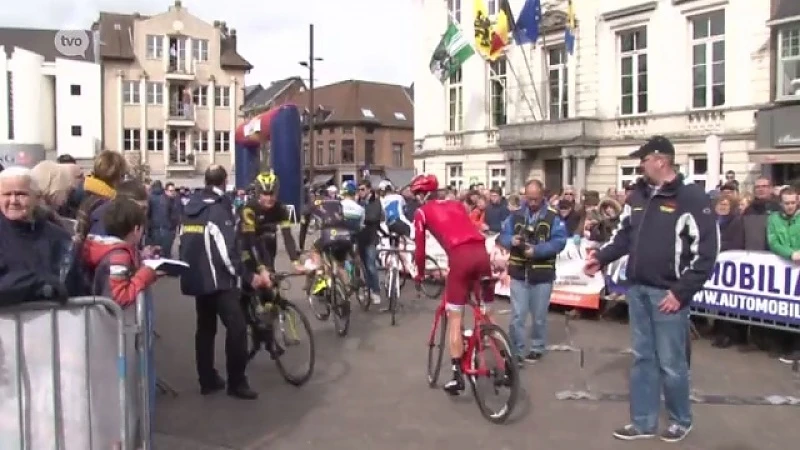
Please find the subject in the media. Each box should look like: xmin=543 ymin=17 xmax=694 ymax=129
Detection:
xmin=82 ymin=197 xmax=160 ymax=307
xmin=507 ymin=194 xmax=521 ymax=212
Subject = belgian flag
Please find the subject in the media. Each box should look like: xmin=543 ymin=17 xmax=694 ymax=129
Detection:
xmin=489 ymin=0 xmax=516 ymax=60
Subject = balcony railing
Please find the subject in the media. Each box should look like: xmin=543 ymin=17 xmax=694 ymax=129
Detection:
xmin=166 ymin=58 xmax=195 ymax=77
xmin=168 ymin=104 xmax=196 ymax=123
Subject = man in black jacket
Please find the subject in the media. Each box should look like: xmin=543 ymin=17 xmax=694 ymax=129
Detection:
xmin=585 ymin=136 xmax=719 ymax=443
xmin=0 ymin=167 xmax=71 ymax=304
xmin=357 ymin=180 xmax=383 ymax=305
xmin=178 ymin=165 xmax=260 ymax=399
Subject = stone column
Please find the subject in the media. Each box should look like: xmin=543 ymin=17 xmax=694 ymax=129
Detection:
xmin=208 ymin=77 xmax=216 ymax=163
xmin=139 ymin=76 xmax=147 ymax=163
xmin=562 ymin=156 xmax=572 ymax=189
xmin=575 ymin=156 xmax=587 ymax=193
xmin=116 ymin=71 xmax=124 ymax=153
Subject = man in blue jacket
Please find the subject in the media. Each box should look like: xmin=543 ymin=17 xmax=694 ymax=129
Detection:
xmin=585 ymin=136 xmax=719 ymax=443
xmin=484 ymin=187 xmax=510 ymax=233
xmin=178 ymin=165 xmax=261 ymax=400
xmin=498 ymin=179 xmax=567 ymax=363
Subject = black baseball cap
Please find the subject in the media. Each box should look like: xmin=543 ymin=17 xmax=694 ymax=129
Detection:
xmin=629 ymin=135 xmax=675 ymax=160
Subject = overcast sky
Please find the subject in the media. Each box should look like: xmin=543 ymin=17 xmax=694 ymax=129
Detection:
xmin=0 ymin=0 xmax=415 ymax=87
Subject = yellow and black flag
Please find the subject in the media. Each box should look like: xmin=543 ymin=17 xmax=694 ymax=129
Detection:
xmin=489 ymin=0 xmax=516 ymax=60
xmin=473 ymin=0 xmax=492 ymax=58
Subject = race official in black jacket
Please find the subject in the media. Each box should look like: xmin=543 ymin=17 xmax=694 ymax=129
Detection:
xmin=584 ymin=136 xmax=718 ymax=441
xmin=178 ymin=165 xmax=257 ymax=400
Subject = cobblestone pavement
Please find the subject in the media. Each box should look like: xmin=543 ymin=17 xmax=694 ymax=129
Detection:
xmin=150 ymin=245 xmax=800 ymax=450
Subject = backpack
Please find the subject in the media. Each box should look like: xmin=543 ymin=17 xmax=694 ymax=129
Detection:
xmin=63 ymin=198 xmax=108 ymax=296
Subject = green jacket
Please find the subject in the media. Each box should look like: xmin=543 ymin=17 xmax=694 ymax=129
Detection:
xmin=766 ymin=211 xmax=800 ymax=259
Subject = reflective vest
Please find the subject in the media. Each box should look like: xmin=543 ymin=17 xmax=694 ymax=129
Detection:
xmin=506 ymin=208 xmax=558 ymax=284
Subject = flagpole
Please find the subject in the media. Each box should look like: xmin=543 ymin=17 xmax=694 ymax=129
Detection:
xmin=519 ymin=45 xmax=545 ymax=120
xmin=498 ymin=49 xmax=537 ymax=121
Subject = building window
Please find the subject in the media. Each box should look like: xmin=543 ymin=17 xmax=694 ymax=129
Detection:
xmin=361 ymin=108 xmax=375 ymax=118
xmin=328 ymin=140 xmax=336 ymax=164
xmin=618 ymin=164 xmax=640 ymax=190
xmin=123 ymin=129 xmax=141 ymax=151
xmin=342 ymin=126 xmax=353 ymax=134
xmin=488 ymin=164 xmax=506 ymax=194
xmin=778 ymin=26 xmax=800 ymax=99
xmin=70 ymin=125 xmax=82 ymax=137
xmin=146 ymin=35 xmax=163 ymax=59
xmin=364 ymin=139 xmax=376 ymax=165
xmin=447 ymin=68 xmax=463 ymax=132
xmin=619 ymin=28 xmax=648 ymax=115
xmin=392 ymin=143 xmax=404 ymax=167
xmin=316 ymin=141 xmax=323 ymax=165
xmin=446 ymin=163 xmax=464 ymax=190
xmin=70 ymin=84 xmax=81 ymax=96
xmin=123 ymin=81 xmax=140 ymax=104
xmin=169 ymin=130 xmax=189 ymax=163
xmin=447 ymin=0 xmax=461 ymax=23
xmin=303 ymin=142 xmax=310 ymax=165
xmin=146 ymin=82 xmax=164 ymax=105
xmin=547 ymin=46 xmax=568 ymax=119
xmin=192 ymin=39 xmax=209 ymax=62
xmin=489 ymin=57 xmax=507 ymax=127
xmin=214 ymin=86 xmax=230 ymax=107
xmin=691 ymin=10 xmax=725 ymax=108
xmin=147 ymin=129 xmax=165 ymax=151
xmin=394 ymin=112 xmax=407 ymax=120
xmin=214 ymin=131 xmax=230 ymax=152
xmin=193 ymin=131 xmax=208 ymax=152
xmin=341 ymin=139 xmax=355 ymax=164
xmin=193 ymin=85 xmax=208 ymax=106
xmin=487 ymin=0 xmax=497 ymax=15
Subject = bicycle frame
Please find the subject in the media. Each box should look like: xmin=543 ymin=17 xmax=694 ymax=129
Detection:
xmin=427 ymin=286 xmax=506 ymax=378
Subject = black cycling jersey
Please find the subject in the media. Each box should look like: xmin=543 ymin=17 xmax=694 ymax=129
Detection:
xmin=237 ymin=199 xmax=300 ymax=277
xmin=298 ymin=199 xmax=350 ymax=251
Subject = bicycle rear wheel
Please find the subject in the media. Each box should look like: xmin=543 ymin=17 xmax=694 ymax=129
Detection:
xmin=468 ymin=324 xmax=519 ymax=424
xmin=353 ymin=260 xmax=371 ymax=311
xmin=331 ymin=278 xmax=350 ymax=337
xmin=274 ymin=302 xmax=315 ymax=386
xmin=426 ymin=314 xmax=447 ymax=387
xmin=387 ymin=267 xmax=400 ymax=326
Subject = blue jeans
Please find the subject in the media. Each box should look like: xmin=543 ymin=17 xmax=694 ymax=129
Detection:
xmin=627 ymin=284 xmax=692 ymax=432
xmin=358 ymin=242 xmax=380 ymax=294
xmin=508 ymin=279 xmax=553 ymax=355
xmin=149 ymin=229 xmax=175 ymax=258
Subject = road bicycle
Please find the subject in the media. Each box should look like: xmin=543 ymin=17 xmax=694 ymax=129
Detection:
xmin=305 ymin=249 xmax=351 ymax=337
xmin=377 ymin=233 xmax=445 ymax=301
xmin=426 ymin=276 xmax=519 ymax=423
xmin=242 ymin=271 xmax=315 ymax=386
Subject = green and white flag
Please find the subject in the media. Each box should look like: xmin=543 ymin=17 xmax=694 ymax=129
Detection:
xmin=429 ymin=21 xmax=475 ymax=83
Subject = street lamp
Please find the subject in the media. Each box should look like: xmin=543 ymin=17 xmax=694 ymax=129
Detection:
xmin=299 ymin=23 xmax=324 ymax=183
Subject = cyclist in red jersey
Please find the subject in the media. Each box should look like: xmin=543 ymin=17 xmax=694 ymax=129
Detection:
xmin=410 ymin=174 xmax=494 ymax=395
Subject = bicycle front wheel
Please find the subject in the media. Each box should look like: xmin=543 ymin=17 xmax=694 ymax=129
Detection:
xmin=353 ymin=260 xmax=371 ymax=311
xmin=274 ymin=302 xmax=316 ymax=386
xmin=426 ymin=314 xmax=447 ymax=387
xmin=468 ymin=324 xmax=519 ymax=424
xmin=387 ymin=267 xmax=400 ymax=326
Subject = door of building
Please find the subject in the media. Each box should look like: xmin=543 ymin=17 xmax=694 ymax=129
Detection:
xmin=543 ymin=159 xmax=563 ymax=193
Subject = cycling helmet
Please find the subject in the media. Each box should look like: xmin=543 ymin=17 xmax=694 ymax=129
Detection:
xmin=341 ymin=180 xmax=357 ymax=195
xmin=409 ymin=174 xmax=439 ymax=194
xmin=253 ymin=170 xmax=279 ymax=193
xmin=378 ymin=180 xmax=393 ymax=191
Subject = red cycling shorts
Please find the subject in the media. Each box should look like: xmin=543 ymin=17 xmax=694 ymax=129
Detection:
xmin=444 ymin=240 xmax=493 ymax=310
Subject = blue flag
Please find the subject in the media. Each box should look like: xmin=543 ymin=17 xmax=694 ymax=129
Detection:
xmin=565 ymin=0 xmax=576 ymax=54
xmin=513 ymin=0 xmax=542 ymax=46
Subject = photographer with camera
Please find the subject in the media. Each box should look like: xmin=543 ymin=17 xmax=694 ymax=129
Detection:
xmin=497 ymin=180 xmax=568 ymax=364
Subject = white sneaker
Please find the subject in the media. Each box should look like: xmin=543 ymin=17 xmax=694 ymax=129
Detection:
xmin=371 ymin=293 xmax=381 ymax=305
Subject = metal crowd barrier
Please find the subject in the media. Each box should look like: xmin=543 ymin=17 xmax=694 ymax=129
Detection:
xmin=0 ymin=294 xmax=154 ymax=450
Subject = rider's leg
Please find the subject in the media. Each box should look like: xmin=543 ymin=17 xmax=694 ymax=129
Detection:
xmin=444 ymin=303 xmax=466 ymax=394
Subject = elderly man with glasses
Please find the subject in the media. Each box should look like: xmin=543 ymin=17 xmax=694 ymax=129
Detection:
xmin=0 ymin=166 xmax=72 ymax=303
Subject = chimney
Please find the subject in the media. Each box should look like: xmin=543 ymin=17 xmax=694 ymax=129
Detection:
xmin=174 ymin=0 xmax=183 ymax=9
xmin=229 ymin=29 xmax=237 ymax=50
